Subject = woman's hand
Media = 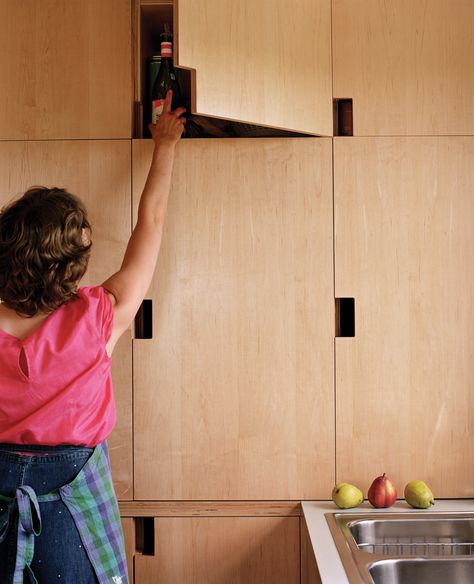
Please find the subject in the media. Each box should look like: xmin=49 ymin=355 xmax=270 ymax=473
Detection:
xmin=148 ymin=90 xmax=186 ymax=146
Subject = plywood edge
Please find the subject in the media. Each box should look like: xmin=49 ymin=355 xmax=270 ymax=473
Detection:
xmin=119 ymin=501 xmax=302 ymax=517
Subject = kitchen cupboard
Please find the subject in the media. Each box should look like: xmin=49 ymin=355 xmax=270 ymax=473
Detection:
xmin=0 ymin=140 xmax=133 ymax=499
xmin=0 ymin=0 xmax=132 ymax=140
xmin=132 ymin=138 xmax=335 ymax=500
xmin=334 ymin=137 xmax=474 ymax=497
xmin=332 ymin=0 xmax=474 ymax=136
xmin=134 ymin=516 xmax=300 ymax=584
xmin=137 ymin=0 xmax=332 ymax=136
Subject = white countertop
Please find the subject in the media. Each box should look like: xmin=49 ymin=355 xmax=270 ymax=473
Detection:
xmin=301 ymin=499 xmax=474 ymax=584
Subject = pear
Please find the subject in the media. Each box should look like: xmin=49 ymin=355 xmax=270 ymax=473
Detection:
xmin=332 ymin=482 xmax=364 ymax=509
xmin=404 ymin=480 xmax=435 ymax=509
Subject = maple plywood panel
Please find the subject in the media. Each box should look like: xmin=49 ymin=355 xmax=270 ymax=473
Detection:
xmin=135 ymin=516 xmax=300 ymax=584
xmin=176 ymin=0 xmax=332 ymax=135
xmin=133 ymin=138 xmax=334 ymax=500
xmin=333 ymin=0 xmax=474 ymax=135
xmin=0 ymin=0 xmax=132 ymax=139
xmin=334 ymin=137 xmax=474 ymax=497
xmin=0 ymin=140 xmax=133 ymax=497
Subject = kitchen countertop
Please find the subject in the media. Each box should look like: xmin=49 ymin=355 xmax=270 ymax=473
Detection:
xmin=301 ymin=499 xmax=474 ymax=584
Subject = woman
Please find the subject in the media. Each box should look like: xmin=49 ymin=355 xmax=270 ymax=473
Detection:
xmin=0 ymin=91 xmax=185 ymax=583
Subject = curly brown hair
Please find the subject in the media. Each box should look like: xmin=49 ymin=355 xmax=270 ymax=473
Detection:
xmin=0 ymin=186 xmax=92 ymax=316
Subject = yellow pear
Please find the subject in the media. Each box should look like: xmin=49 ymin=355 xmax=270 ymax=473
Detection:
xmin=332 ymin=482 xmax=364 ymax=509
xmin=404 ymin=480 xmax=435 ymax=509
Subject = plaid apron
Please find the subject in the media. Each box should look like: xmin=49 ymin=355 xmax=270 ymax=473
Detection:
xmin=0 ymin=441 xmax=128 ymax=584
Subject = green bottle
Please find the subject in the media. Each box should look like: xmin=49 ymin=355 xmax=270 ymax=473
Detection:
xmin=151 ymin=25 xmax=181 ymax=124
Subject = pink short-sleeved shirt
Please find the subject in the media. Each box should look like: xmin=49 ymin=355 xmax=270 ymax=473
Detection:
xmin=0 ymin=286 xmax=116 ymax=446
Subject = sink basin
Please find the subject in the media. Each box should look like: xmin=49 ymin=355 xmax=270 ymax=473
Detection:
xmin=325 ymin=512 xmax=474 ymax=583
xmin=369 ymin=557 xmax=474 ymax=584
xmin=350 ymin=517 xmax=474 ymax=556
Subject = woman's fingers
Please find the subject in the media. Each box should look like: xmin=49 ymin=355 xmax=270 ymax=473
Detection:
xmin=172 ymin=107 xmax=187 ymax=118
xmin=162 ymin=90 xmax=173 ymax=114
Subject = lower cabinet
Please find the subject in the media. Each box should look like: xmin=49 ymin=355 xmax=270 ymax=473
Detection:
xmin=127 ymin=515 xmax=300 ymax=584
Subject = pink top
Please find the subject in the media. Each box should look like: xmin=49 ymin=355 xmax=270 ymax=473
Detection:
xmin=0 ymin=286 xmax=115 ymax=447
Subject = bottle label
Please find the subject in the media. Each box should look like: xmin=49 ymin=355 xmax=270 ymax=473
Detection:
xmin=161 ymin=41 xmax=172 ymax=58
xmin=152 ymin=99 xmax=165 ymax=124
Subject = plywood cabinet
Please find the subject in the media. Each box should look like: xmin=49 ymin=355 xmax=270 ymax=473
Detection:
xmin=132 ymin=137 xmax=335 ymax=500
xmin=334 ymin=137 xmax=474 ymax=497
xmin=134 ymin=516 xmax=300 ymax=584
xmin=0 ymin=140 xmax=133 ymax=498
xmin=0 ymin=0 xmax=132 ymax=140
xmin=176 ymin=0 xmax=332 ymax=135
xmin=332 ymin=0 xmax=474 ymax=136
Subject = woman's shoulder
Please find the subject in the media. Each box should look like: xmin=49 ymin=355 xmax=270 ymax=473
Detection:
xmin=78 ymin=286 xmax=116 ymax=307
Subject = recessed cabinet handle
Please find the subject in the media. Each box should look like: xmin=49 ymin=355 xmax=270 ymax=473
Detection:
xmin=335 ymin=298 xmax=355 ymax=337
xmin=135 ymin=517 xmax=155 ymax=556
xmin=135 ymin=299 xmax=153 ymax=339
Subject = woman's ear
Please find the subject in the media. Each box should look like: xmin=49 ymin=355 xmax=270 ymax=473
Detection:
xmin=81 ymin=227 xmax=91 ymax=246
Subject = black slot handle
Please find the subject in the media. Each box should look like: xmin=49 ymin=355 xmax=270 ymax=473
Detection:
xmin=135 ymin=299 xmax=153 ymax=339
xmin=333 ymin=99 xmax=353 ymax=136
xmin=135 ymin=517 xmax=155 ymax=556
xmin=336 ymin=298 xmax=355 ymax=337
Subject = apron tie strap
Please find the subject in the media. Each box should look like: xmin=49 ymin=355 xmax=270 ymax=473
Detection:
xmin=0 ymin=487 xmax=60 ymax=584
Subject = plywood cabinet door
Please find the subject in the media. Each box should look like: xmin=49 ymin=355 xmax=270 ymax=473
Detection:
xmin=135 ymin=516 xmax=300 ymax=584
xmin=332 ymin=0 xmax=474 ymax=135
xmin=0 ymin=0 xmax=131 ymax=140
xmin=176 ymin=0 xmax=332 ymax=135
xmin=133 ymin=138 xmax=335 ymax=500
xmin=334 ymin=137 xmax=474 ymax=497
xmin=0 ymin=141 xmax=133 ymax=499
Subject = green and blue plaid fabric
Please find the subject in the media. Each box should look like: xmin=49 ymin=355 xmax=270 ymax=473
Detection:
xmin=0 ymin=441 xmax=128 ymax=584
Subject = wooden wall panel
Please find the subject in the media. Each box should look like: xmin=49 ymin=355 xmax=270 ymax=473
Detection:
xmin=0 ymin=0 xmax=132 ymax=139
xmin=0 ymin=141 xmax=133 ymax=498
xmin=135 ymin=516 xmax=300 ymax=584
xmin=332 ymin=0 xmax=474 ymax=135
xmin=133 ymin=138 xmax=334 ymax=500
xmin=177 ymin=0 xmax=333 ymax=135
xmin=334 ymin=137 xmax=474 ymax=497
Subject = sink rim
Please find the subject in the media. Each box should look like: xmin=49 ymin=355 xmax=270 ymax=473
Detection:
xmin=325 ymin=511 xmax=474 ymax=584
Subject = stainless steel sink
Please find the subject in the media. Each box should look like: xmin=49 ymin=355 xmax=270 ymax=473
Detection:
xmin=350 ymin=516 xmax=474 ymax=556
xmin=369 ymin=558 xmax=474 ymax=584
xmin=325 ymin=512 xmax=474 ymax=584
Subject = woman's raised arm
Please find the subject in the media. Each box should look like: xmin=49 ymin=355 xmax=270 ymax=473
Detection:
xmin=102 ymin=90 xmax=185 ymax=352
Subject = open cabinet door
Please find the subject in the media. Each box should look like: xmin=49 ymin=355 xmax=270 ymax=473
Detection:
xmin=175 ymin=0 xmax=332 ymax=135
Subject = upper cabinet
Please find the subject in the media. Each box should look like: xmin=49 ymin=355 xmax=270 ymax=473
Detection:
xmin=133 ymin=138 xmax=335 ymax=500
xmin=137 ymin=0 xmax=333 ymax=136
xmin=332 ymin=0 xmax=474 ymax=136
xmin=0 ymin=0 xmax=132 ymax=140
xmin=334 ymin=137 xmax=474 ymax=497
xmin=0 ymin=141 xmax=133 ymax=499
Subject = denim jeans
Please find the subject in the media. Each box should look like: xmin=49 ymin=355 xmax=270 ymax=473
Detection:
xmin=0 ymin=443 xmax=99 ymax=584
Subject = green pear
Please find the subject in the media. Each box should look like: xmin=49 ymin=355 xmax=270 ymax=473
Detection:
xmin=404 ymin=480 xmax=435 ymax=509
xmin=332 ymin=482 xmax=364 ymax=509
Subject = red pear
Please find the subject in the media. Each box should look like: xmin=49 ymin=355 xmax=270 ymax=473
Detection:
xmin=368 ymin=473 xmax=397 ymax=508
